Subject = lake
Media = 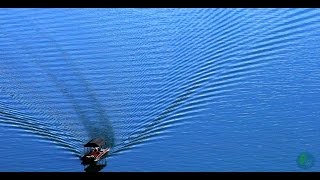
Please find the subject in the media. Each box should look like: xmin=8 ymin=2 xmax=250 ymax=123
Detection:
xmin=0 ymin=8 xmax=319 ymax=172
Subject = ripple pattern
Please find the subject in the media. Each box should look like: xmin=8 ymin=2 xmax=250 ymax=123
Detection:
xmin=0 ymin=9 xmax=320 ymax=159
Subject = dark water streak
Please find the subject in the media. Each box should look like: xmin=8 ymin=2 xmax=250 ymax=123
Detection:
xmin=0 ymin=9 xmax=320 ymax=163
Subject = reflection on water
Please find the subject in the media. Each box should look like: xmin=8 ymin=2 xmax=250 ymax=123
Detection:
xmin=83 ymin=159 xmax=107 ymax=172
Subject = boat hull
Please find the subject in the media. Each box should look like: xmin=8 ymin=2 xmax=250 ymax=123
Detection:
xmin=81 ymin=148 xmax=110 ymax=164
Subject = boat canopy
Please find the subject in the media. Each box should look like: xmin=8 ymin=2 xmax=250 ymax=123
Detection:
xmin=84 ymin=138 xmax=105 ymax=147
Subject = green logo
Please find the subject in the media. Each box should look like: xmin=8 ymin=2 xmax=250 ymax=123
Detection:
xmin=297 ymin=152 xmax=315 ymax=170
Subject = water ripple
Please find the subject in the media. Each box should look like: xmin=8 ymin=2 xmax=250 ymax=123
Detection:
xmin=0 ymin=9 xmax=319 ymax=161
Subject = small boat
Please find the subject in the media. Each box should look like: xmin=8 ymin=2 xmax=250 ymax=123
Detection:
xmin=81 ymin=138 xmax=110 ymax=164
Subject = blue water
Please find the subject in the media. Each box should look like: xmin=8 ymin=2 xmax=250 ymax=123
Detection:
xmin=0 ymin=8 xmax=320 ymax=172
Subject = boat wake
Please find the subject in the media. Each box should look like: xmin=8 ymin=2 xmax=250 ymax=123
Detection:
xmin=0 ymin=9 xmax=320 ymax=161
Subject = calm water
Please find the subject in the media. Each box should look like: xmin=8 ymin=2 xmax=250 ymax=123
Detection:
xmin=0 ymin=8 xmax=319 ymax=172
